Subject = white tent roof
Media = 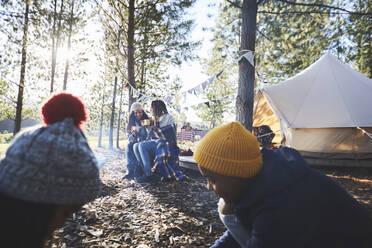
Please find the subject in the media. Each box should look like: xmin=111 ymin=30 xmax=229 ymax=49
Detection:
xmin=261 ymin=53 xmax=372 ymax=128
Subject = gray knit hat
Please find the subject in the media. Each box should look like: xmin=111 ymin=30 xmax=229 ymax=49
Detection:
xmin=0 ymin=118 xmax=101 ymax=205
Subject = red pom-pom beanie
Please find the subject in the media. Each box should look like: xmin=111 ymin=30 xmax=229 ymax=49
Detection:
xmin=41 ymin=92 xmax=87 ymax=129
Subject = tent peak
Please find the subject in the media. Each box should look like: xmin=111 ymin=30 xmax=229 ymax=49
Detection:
xmin=262 ymin=53 xmax=372 ymax=128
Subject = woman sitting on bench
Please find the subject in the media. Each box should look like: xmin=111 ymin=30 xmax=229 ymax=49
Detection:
xmin=134 ymin=100 xmax=182 ymax=183
xmin=123 ymin=102 xmax=149 ymax=180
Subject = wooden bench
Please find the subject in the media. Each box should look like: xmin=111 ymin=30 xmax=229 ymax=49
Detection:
xmin=176 ymin=130 xmax=209 ymax=142
xmin=179 ymin=156 xmax=199 ymax=171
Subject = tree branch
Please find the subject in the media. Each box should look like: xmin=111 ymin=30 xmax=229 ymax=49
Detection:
xmin=134 ymin=0 xmax=164 ymax=27
xmin=257 ymin=28 xmax=272 ymax=41
xmin=226 ymin=0 xmax=241 ymax=9
xmin=277 ymin=0 xmax=372 ymax=16
xmin=0 ymin=10 xmax=40 ymax=21
xmin=5 ymin=78 xmax=20 ymax=87
xmin=94 ymin=0 xmax=120 ymax=28
xmin=116 ymin=0 xmax=128 ymax=9
xmin=109 ymin=0 xmax=129 ymax=27
xmin=1 ymin=95 xmax=17 ymax=105
xmin=258 ymin=10 xmax=347 ymax=16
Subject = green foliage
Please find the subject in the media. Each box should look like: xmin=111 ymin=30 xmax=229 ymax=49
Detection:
xmin=99 ymin=0 xmax=199 ymax=112
xmin=256 ymin=0 xmax=335 ymax=83
xmin=196 ymin=55 xmax=235 ymax=127
xmin=0 ymin=133 xmax=13 ymax=144
xmin=195 ymin=100 xmax=225 ymax=129
xmin=345 ymin=0 xmax=372 ymax=77
xmin=166 ymin=76 xmax=183 ymax=113
xmin=28 ymin=0 xmax=94 ymax=92
xmin=209 ymin=0 xmax=357 ymax=86
xmin=194 ymin=73 xmax=234 ymax=128
xmin=85 ymin=78 xmax=119 ymax=133
xmin=195 ymin=2 xmax=238 ymax=127
xmin=0 ymin=0 xmax=95 ymax=126
xmin=202 ymin=0 xmax=372 ymax=126
xmin=86 ymin=134 xmax=127 ymax=149
xmin=0 ymin=78 xmax=36 ymax=120
xmin=0 ymin=78 xmax=13 ymax=120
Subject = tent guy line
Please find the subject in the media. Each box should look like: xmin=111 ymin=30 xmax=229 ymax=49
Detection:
xmin=256 ymin=129 xmax=280 ymax=139
xmin=357 ymin=127 xmax=372 ymax=140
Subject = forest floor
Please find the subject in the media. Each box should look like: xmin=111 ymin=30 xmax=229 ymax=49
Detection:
xmin=48 ymin=148 xmax=372 ymax=248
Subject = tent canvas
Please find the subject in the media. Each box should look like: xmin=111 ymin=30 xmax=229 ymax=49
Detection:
xmin=253 ymin=90 xmax=281 ymax=144
xmin=262 ymin=54 xmax=372 ymax=128
xmin=256 ymin=53 xmax=372 ymax=167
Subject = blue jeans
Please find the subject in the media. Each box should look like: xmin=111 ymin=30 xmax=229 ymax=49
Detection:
xmin=125 ymin=142 xmax=136 ymax=176
xmin=136 ymin=140 xmax=157 ymax=177
xmin=132 ymin=143 xmax=142 ymax=177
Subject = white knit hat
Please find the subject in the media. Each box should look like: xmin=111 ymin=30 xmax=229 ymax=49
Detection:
xmin=130 ymin=102 xmax=143 ymax=113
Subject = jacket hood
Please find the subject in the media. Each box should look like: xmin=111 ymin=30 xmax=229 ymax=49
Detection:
xmin=235 ymin=147 xmax=310 ymax=208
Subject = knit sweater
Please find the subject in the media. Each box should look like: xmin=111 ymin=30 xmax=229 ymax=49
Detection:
xmin=156 ymin=113 xmax=174 ymax=128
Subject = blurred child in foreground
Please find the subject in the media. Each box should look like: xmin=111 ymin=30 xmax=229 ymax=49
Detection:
xmin=194 ymin=122 xmax=372 ymax=248
xmin=0 ymin=93 xmax=101 ymax=247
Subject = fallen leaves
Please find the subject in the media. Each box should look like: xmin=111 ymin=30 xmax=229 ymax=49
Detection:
xmin=48 ymin=148 xmax=225 ymax=247
xmin=47 ymin=148 xmax=372 ymax=247
xmin=86 ymin=228 xmax=103 ymax=238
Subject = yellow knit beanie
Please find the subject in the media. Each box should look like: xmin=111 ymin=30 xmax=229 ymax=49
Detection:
xmin=194 ymin=122 xmax=263 ymax=178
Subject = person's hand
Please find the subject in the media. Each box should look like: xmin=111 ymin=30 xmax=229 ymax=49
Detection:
xmin=218 ymin=198 xmax=236 ymax=215
xmin=131 ymin=129 xmax=137 ymax=136
xmin=149 ymin=118 xmax=154 ymax=126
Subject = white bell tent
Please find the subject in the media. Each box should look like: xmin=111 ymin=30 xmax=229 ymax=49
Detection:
xmin=258 ymin=53 xmax=372 ymax=167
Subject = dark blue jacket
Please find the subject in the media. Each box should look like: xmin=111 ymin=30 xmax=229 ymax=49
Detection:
xmin=127 ymin=111 xmax=149 ymax=142
xmin=126 ymin=111 xmax=149 ymax=132
xmin=211 ymin=147 xmax=372 ymax=248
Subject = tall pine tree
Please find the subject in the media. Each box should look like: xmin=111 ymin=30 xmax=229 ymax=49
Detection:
xmin=97 ymin=0 xmax=199 ymax=113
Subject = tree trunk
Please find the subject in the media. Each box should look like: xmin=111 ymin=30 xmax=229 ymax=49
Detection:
xmin=127 ymin=0 xmax=136 ymax=112
xmin=139 ymin=25 xmax=148 ymax=94
xmin=116 ymin=82 xmax=124 ymax=149
xmin=50 ymin=0 xmax=64 ymax=93
xmin=140 ymin=56 xmax=145 ymax=90
xmin=98 ymin=83 xmax=105 ymax=147
xmin=236 ymin=0 xmax=257 ymax=132
xmin=109 ymin=76 xmax=117 ymax=149
xmin=63 ymin=0 xmax=74 ymax=90
xmin=14 ymin=0 xmax=30 ymax=135
xmin=50 ymin=0 xmax=57 ymax=93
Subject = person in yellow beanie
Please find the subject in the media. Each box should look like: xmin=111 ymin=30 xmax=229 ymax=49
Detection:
xmin=194 ymin=122 xmax=372 ymax=248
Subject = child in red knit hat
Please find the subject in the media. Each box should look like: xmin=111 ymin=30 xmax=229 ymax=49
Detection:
xmin=0 ymin=93 xmax=101 ymax=247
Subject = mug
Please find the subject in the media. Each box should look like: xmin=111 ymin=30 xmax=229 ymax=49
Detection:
xmin=143 ymin=119 xmax=150 ymax=126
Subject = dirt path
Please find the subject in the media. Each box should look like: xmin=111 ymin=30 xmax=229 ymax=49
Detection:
xmin=49 ymin=148 xmax=372 ymax=247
